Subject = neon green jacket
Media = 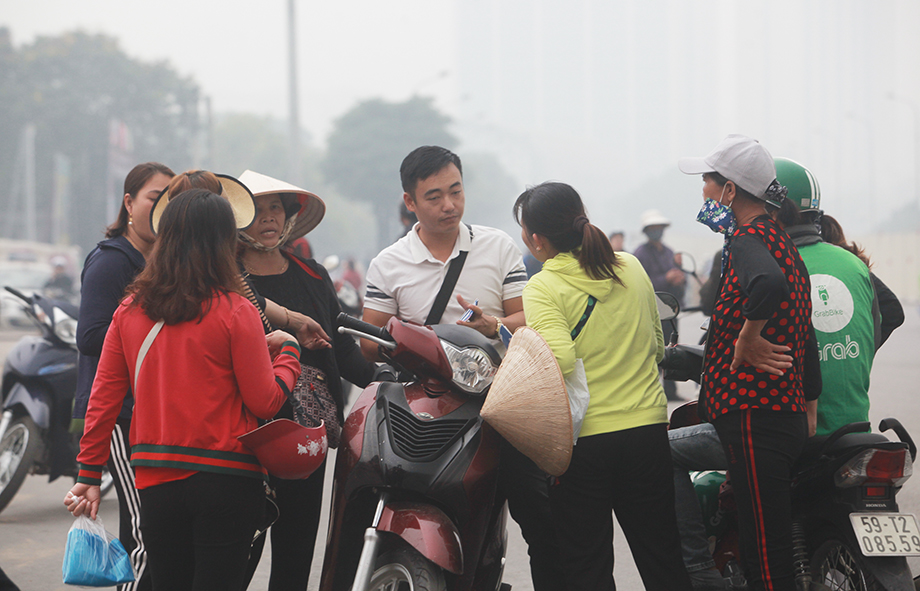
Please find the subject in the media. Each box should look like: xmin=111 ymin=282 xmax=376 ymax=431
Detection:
xmin=799 ymin=241 xmax=877 ymax=435
xmin=523 ymin=252 xmax=667 ymax=437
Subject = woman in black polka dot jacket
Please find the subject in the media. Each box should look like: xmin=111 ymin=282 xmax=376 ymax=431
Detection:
xmin=679 ymin=135 xmax=821 ymax=591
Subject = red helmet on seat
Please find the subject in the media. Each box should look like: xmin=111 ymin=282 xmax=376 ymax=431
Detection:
xmin=238 ymin=419 xmax=327 ymax=480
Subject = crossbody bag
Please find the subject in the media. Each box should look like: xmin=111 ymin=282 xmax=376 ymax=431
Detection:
xmin=566 ymin=295 xmax=597 ymax=443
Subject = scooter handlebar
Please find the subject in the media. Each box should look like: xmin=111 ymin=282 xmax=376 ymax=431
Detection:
xmin=4 ymin=286 xmax=30 ymax=303
xmin=659 ymin=344 xmax=704 ymax=383
xmin=336 ymin=313 xmax=393 ymax=343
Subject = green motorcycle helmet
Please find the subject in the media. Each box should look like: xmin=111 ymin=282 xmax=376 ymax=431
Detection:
xmin=692 ymin=470 xmax=729 ymax=538
xmin=774 ymin=157 xmax=820 ymax=212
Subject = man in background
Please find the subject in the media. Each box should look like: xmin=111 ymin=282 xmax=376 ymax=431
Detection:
xmin=634 ymin=209 xmax=685 ymax=400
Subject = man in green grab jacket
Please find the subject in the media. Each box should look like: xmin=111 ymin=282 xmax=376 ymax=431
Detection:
xmin=775 ymin=156 xmax=903 ymax=435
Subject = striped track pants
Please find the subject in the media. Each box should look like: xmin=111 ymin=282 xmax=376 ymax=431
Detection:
xmin=108 ymin=419 xmax=151 ymax=591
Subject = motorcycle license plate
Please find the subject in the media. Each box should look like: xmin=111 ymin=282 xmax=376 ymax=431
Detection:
xmin=849 ymin=513 xmax=920 ymax=556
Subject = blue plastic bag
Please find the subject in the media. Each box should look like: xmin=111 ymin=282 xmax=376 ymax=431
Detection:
xmin=62 ymin=514 xmax=135 ymax=586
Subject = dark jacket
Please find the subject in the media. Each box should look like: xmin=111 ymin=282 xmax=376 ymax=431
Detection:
xmin=247 ymin=254 xmax=375 ymax=423
xmin=634 ymin=241 xmax=686 ymax=304
xmin=74 ymin=236 xmax=145 ymax=420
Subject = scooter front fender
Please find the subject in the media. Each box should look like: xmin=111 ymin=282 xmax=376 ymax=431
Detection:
xmin=3 ymin=382 xmax=50 ymax=429
xmin=378 ymin=502 xmax=463 ymax=575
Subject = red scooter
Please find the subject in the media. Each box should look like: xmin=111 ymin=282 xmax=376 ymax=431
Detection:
xmin=319 ymin=314 xmax=509 ymax=591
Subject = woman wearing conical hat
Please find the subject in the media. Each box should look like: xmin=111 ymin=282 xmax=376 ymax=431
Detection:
xmin=235 ymin=170 xmax=382 ymax=590
xmin=151 ymin=170 xmax=331 ymax=351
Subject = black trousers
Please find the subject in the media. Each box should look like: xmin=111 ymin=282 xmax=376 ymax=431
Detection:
xmin=499 ymin=441 xmax=566 ymax=591
xmin=139 ymin=472 xmax=265 ymax=591
xmin=549 ymin=424 xmax=692 ymax=591
xmin=712 ymin=410 xmax=807 ymax=591
xmin=244 ymin=461 xmax=327 ymax=590
xmin=0 ymin=566 xmax=20 ymax=591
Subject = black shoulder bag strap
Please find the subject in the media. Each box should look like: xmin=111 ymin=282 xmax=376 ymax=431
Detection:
xmin=425 ymin=224 xmax=472 ymax=325
xmin=570 ymin=295 xmax=597 ymax=340
xmin=240 ymin=273 xmax=274 ymax=333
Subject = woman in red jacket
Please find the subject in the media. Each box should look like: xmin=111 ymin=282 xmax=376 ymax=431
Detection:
xmin=64 ymin=189 xmax=302 ymax=591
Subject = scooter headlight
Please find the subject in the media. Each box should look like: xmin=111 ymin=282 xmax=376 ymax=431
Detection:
xmin=440 ymin=340 xmax=497 ymax=395
xmin=52 ymin=306 xmax=78 ymax=346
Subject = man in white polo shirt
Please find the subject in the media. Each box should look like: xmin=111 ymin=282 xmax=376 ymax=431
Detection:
xmin=361 ymin=145 xmax=564 ymax=591
xmin=361 ymin=148 xmax=527 ymax=347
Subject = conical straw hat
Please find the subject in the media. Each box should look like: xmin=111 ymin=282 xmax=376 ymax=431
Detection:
xmin=239 ymin=170 xmax=325 ymax=241
xmin=481 ymin=326 xmax=573 ymax=476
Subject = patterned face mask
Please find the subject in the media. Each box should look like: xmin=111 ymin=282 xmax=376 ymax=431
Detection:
xmin=696 ymin=187 xmax=736 ymax=235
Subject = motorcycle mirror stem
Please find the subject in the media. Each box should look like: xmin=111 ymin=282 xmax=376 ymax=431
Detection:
xmin=655 ymin=292 xmax=680 ymax=348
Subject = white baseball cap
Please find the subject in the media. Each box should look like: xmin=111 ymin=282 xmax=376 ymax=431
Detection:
xmin=678 ymin=134 xmax=778 ymax=200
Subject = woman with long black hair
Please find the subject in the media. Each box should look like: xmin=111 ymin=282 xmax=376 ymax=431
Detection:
xmin=65 ymin=189 xmax=302 ymax=591
xmin=74 ymin=162 xmax=175 ymax=591
xmin=514 ymin=182 xmax=691 ymax=591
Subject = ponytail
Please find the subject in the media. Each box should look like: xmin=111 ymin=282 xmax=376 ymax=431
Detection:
xmin=514 ymin=182 xmax=623 ymax=283
xmin=577 ymin=222 xmax=624 ymax=284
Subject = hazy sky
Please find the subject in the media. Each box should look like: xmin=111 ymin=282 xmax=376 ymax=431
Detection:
xmin=1 ymin=0 xmax=460 ymax=141
xmin=4 ymin=0 xmax=920 ymax=245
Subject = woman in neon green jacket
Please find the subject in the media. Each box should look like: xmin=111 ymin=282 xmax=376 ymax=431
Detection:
xmin=514 ymin=181 xmax=691 ymax=591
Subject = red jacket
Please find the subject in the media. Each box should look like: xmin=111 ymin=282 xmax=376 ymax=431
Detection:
xmin=77 ymin=292 xmax=300 ymax=489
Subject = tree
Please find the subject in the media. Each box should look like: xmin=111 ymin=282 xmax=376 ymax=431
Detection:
xmin=0 ymin=29 xmax=201 ymax=254
xmin=322 ymin=97 xmax=456 ymax=250
xmin=211 ymin=112 xmax=379 ymax=262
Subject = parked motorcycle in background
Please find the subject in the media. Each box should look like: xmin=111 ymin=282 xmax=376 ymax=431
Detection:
xmin=320 ymin=313 xmax=509 ymax=591
xmin=658 ymin=292 xmax=919 ymax=590
xmin=0 ymin=286 xmax=111 ymax=513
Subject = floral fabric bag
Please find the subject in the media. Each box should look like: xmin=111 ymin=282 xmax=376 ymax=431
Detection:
xmin=291 ymin=364 xmax=342 ymax=448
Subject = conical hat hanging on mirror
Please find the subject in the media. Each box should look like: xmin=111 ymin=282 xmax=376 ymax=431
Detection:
xmin=481 ymin=326 xmax=573 ymax=476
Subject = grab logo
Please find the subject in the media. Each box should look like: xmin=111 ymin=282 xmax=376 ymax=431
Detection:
xmin=810 ymin=274 xmax=854 ymax=333
xmin=818 ymin=335 xmax=860 ymax=361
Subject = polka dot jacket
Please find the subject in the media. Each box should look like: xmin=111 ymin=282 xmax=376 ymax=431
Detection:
xmin=700 ymin=216 xmax=820 ymax=422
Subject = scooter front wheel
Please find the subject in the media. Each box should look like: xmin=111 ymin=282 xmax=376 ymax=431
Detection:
xmin=0 ymin=415 xmax=42 ymax=514
xmin=368 ymin=547 xmax=447 ymax=591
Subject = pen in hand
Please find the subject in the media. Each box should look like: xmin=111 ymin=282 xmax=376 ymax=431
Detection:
xmin=460 ymin=299 xmax=478 ymax=322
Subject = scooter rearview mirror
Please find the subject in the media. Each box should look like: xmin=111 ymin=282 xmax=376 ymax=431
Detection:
xmin=655 ymin=292 xmax=680 ymax=321
xmin=655 ymin=292 xmax=680 ymax=346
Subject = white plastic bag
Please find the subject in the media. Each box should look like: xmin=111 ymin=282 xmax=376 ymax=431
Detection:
xmin=62 ymin=514 xmax=135 ymax=587
xmin=564 ymin=359 xmax=590 ymax=444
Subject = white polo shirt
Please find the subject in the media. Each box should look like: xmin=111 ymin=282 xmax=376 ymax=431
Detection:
xmin=364 ymin=223 xmax=527 ymax=326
